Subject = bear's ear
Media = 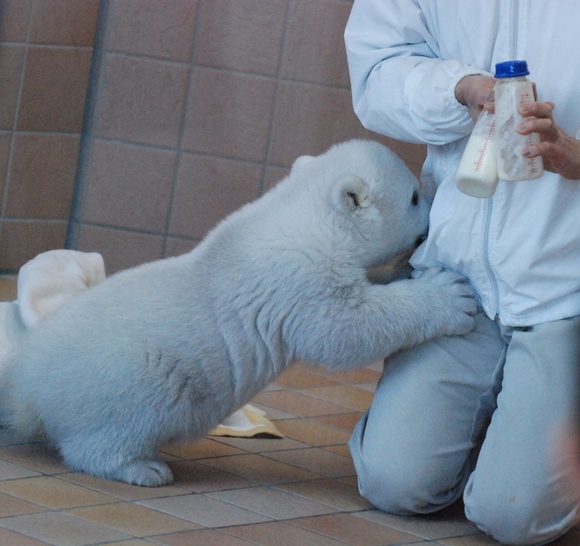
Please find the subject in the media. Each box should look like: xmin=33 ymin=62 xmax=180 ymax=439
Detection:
xmin=291 ymin=155 xmax=315 ymax=172
xmin=336 ymin=176 xmax=372 ymax=212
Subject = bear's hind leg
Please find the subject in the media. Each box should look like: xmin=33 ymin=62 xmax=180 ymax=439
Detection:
xmin=102 ymin=458 xmax=173 ymax=486
xmin=58 ymin=432 xmax=173 ymax=486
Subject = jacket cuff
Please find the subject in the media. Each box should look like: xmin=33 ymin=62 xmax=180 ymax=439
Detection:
xmin=447 ymin=66 xmax=494 ymax=110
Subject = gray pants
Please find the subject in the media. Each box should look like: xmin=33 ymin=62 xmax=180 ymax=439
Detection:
xmin=349 ymin=311 xmax=580 ymax=545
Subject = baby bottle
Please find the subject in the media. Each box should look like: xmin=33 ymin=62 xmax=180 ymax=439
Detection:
xmin=455 ymin=109 xmax=499 ymax=198
xmin=494 ymin=60 xmax=543 ymax=181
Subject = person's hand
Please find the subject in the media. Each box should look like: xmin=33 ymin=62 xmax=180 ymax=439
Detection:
xmin=517 ymin=101 xmax=580 ymax=180
xmin=454 ymin=75 xmax=496 ymax=122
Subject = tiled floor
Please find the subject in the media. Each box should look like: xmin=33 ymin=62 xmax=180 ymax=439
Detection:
xmin=1 ymin=280 xmax=580 ymax=545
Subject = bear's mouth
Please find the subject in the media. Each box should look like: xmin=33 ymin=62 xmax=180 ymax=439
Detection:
xmin=415 ymin=233 xmax=427 ymax=247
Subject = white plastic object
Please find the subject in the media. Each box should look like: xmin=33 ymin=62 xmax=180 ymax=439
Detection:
xmin=494 ymin=60 xmax=543 ymax=182
xmin=455 ymin=109 xmax=499 ymax=198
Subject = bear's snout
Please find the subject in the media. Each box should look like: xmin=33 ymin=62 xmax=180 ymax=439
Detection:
xmin=415 ymin=234 xmax=427 ymax=247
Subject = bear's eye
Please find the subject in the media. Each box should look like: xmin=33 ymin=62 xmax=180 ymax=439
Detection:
xmin=347 ymin=191 xmax=360 ymax=208
xmin=411 ymin=191 xmax=419 ymax=206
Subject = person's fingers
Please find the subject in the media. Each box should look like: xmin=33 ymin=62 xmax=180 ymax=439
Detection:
xmin=517 ymin=117 xmax=559 ymax=140
xmin=519 ymin=101 xmax=555 ymax=118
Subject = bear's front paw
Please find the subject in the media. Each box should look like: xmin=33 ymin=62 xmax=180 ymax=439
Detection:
xmin=417 ymin=268 xmax=477 ymax=337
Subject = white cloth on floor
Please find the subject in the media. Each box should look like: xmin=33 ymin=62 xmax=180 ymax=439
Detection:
xmin=208 ymin=403 xmax=283 ymax=439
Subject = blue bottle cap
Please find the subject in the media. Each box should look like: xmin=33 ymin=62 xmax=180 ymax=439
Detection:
xmin=495 ymin=60 xmax=530 ymax=78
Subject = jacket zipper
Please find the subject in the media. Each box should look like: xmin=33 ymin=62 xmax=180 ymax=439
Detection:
xmin=482 ymin=199 xmax=500 ymax=318
xmin=480 ymin=0 xmax=519 ymax=320
xmin=510 ymin=0 xmax=519 ymax=59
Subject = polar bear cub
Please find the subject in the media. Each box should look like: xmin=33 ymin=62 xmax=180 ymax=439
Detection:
xmin=0 ymin=140 xmax=475 ymax=486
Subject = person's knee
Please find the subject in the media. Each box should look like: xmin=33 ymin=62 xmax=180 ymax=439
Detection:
xmin=352 ymin=440 xmax=458 ymax=514
xmin=359 ymin=460 xmax=466 ymax=515
xmin=465 ymin=486 xmax=575 ymax=545
xmin=356 ymin=459 xmax=422 ymax=514
xmin=350 ymin=415 xmax=465 ymax=514
xmin=350 ymin=417 xmax=418 ymax=513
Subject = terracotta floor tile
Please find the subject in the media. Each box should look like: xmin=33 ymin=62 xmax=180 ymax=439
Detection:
xmin=160 ymin=438 xmax=243 ymax=460
xmin=0 ymin=276 xmax=16 ymax=300
xmin=210 ymin=435 xmax=308 ymax=453
xmin=0 ymin=458 xmax=42 ymax=481
xmin=302 ymin=385 xmax=374 ymax=411
xmin=0 ymin=527 xmax=52 ymax=545
xmin=273 ymin=365 xmax=340 ymax=389
xmin=110 ymin=541 xmax=159 ymax=546
xmin=0 ymin=476 xmax=118 ymax=509
xmin=222 ymin=520 xmax=348 ymax=545
xmin=315 ymin=367 xmax=383 ymax=385
xmin=69 ymin=502 xmax=199 ymax=537
xmin=138 ymin=494 xmax=272 ymax=528
xmin=323 ymin=445 xmax=352 ymax=459
xmin=169 ymin=460 xmax=256 ymax=492
xmin=337 ymin=475 xmax=359 ymax=488
xmin=208 ymin=485 xmax=338 ymax=520
xmin=313 ymin=412 xmax=365 ymax=432
xmin=0 ymin=492 xmax=47 ymax=518
xmin=0 ymin=444 xmax=69 ymax=474
xmin=276 ymin=478 xmax=372 ymax=511
xmin=0 ymin=511 xmax=131 ymax=545
xmin=292 ymin=513 xmax=420 ymax=545
xmin=246 ymin=402 xmax=297 ymax=420
xmin=264 ymin=448 xmax=356 ymax=478
xmin=154 ymin=528 xmax=256 ymax=545
xmin=57 ymin=471 xmax=190 ymax=501
xmin=356 ymin=382 xmax=380 ymax=393
xmin=201 ymin=453 xmax=319 ymax=484
xmin=252 ymin=391 xmax=351 ymax=416
xmin=356 ymin=509 xmax=479 ymax=541
xmin=262 ymin=381 xmax=284 ymax=392
xmin=439 ymin=534 xmax=509 ymax=545
xmin=402 ymin=543 xmax=439 ymax=546
xmin=0 ymin=345 xmax=519 ymax=545
xmin=274 ymin=418 xmax=351 ymax=446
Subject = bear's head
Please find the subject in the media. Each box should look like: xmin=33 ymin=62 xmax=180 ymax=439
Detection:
xmin=292 ymin=140 xmax=430 ymax=268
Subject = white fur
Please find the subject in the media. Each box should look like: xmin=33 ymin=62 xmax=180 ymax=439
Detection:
xmin=0 ymin=140 xmax=475 ymax=486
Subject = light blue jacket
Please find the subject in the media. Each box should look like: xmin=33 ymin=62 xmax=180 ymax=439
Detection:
xmin=345 ymin=0 xmax=580 ymax=326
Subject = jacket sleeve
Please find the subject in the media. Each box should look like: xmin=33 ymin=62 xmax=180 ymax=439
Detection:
xmin=344 ymin=0 xmax=488 ymax=145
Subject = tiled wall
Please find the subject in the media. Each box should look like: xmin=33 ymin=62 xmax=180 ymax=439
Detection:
xmin=0 ymin=0 xmax=426 ymax=274
xmin=0 ymin=0 xmax=99 ymax=270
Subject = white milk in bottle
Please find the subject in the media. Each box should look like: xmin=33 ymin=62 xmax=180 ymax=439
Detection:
xmin=494 ymin=60 xmax=543 ymax=181
xmin=455 ymin=109 xmax=499 ymax=198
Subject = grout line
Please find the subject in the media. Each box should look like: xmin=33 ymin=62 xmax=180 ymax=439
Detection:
xmin=96 ymin=49 xmax=352 ymax=93
xmin=261 ymin=0 xmax=295 ymax=196
xmin=0 ymin=40 xmax=94 ymax=51
xmin=74 ymin=134 xmax=295 ymax=173
xmin=160 ymin=0 xmax=203 ymax=260
xmin=0 ymin=2 xmax=33 ymax=228
xmin=65 ymin=0 xmax=112 ymax=250
xmin=0 ymin=217 xmax=68 ymax=223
